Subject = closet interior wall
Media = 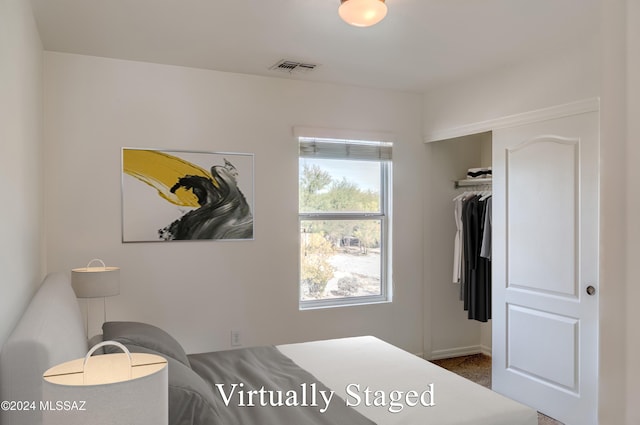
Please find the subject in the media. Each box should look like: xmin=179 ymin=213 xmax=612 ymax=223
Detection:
xmin=425 ymin=131 xmax=492 ymax=359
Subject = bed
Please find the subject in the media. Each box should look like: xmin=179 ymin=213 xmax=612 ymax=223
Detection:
xmin=0 ymin=272 xmax=538 ymax=425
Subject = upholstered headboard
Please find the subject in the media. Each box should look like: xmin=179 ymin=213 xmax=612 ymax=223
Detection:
xmin=0 ymin=272 xmax=87 ymax=425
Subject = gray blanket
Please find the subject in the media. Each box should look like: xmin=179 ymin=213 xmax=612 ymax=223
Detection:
xmin=188 ymin=346 xmax=376 ymax=425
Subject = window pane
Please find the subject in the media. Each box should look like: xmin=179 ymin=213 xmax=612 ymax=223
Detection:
xmin=300 ymin=219 xmax=382 ymax=301
xmin=299 ymin=158 xmax=381 ymax=213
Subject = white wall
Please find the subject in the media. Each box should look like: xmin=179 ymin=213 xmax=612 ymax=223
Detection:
xmin=625 ymin=0 xmax=640 ymax=422
xmin=43 ymin=52 xmax=426 ymax=354
xmin=599 ymin=0 xmax=629 ymax=423
xmin=0 ymin=0 xmax=44 ymax=349
xmin=423 ymin=39 xmax=600 ymax=138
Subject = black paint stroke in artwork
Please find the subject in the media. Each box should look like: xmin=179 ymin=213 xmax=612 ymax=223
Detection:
xmin=158 ymin=159 xmax=253 ymax=240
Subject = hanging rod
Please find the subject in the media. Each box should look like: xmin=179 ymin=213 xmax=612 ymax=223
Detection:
xmin=455 ymin=178 xmax=492 ymax=189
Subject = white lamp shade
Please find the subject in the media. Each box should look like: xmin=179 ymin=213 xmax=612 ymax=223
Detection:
xmin=42 ymin=342 xmax=167 ymax=425
xmin=71 ymin=264 xmax=120 ymax=298
xmin=339 ymin=0 xmax=387 ymax=27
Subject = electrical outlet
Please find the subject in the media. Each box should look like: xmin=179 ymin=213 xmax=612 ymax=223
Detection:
xmin=231 ymin=330 xmax=242 ymax=347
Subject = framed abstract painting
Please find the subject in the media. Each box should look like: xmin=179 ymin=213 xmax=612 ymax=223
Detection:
xmin=121 ymin=148 xmax=254 ymax=242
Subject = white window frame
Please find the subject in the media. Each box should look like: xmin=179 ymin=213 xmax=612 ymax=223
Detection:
xmin=296 ymin=128 xmax=393 ymax=310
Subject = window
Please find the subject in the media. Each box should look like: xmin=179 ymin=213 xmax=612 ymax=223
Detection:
xmin=298 ymin=136 xmax=392 ymax=309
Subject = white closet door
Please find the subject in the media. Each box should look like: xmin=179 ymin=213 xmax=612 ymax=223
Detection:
xmin=492 ymin=111 xmax=599 ymax=425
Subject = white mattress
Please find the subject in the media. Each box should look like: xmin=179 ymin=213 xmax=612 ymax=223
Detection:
xmin=278 ymin=336 xmax=538 ymax=425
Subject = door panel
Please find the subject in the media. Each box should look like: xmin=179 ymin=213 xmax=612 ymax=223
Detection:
xmin=506 ymin=137 xmax=577 ymax=296
xmin=507 ymin=305 xmax=578 ymax=391
xmin=492 ymin=111 xmax=598 ymax=425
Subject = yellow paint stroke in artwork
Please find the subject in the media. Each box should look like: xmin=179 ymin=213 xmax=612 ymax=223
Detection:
xmin=123 ymin=149 xmax=219 ymax=207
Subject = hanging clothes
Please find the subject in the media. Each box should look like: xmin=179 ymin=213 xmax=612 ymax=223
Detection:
xmin=452 ymin=196 xmax=464 ymax=284
xmin=455 ymin=191 xmax=492 ymax=323
xmin=480 ymin=196 xmax=492 ymax=260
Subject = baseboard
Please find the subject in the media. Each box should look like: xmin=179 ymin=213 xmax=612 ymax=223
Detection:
xmin=480 ymin=344 xmax=492 ymax=357
xmin=429 ymin=345 xmax=491 ymax=360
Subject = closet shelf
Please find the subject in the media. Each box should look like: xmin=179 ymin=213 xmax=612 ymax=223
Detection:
xmin=455 ymin=178 xmax=492 ymax=188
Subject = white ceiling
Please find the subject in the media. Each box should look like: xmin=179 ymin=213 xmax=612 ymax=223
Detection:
xmin=29 ymin=0 xmax=600 ymax=93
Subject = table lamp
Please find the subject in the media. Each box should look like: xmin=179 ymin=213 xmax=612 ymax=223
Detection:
xmin=42 ymin=341 xmax=168 ymax=425
xmin=71 ymin=259 xmax=120 ymax=335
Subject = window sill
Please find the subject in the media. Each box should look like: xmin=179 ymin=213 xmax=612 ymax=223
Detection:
xmin=299 ymin=296 xmax=392 ymax=311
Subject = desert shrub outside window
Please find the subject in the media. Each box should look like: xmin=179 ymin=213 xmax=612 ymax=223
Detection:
xmin=298 ymin=136 xmax=392 ymax=309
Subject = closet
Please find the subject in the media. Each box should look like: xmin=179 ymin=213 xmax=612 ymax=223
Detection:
xmin=424 ymin=100 xmax=600 ymax=424
xmin=425 ymin=131 xmax=492 ymax=360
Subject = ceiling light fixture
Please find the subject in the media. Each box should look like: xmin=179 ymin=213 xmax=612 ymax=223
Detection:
xmin=339 ymin=0 xmax=387 ymax=27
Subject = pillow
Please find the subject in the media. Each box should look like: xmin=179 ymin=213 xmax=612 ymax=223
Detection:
xmin=102 ymin=321 xmax=191 ymax=367
xmin=103 ymin=343 xmax=221 ymax=425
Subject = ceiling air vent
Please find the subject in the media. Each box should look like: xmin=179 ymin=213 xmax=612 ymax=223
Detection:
xmin=269 ymin=60 xmax=318 ymax=74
